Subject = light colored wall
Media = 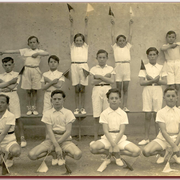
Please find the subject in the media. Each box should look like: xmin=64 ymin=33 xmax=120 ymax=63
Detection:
xmin=0 ymin=2 xmax=179 ymax=114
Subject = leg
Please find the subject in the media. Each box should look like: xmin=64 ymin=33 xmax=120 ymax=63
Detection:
xmin=152 ymin=112 xmax=159 ymax=136
xmin=144 ymin=112 xmax=152 ymax=140
xmin=94 ymin=117 xmax=100 ymax=141
xmin=79 ymin=85 xmax=85 ymax=109
xmin=26 ymin=89 xmax=32 ymax=107
xmin=90 ymin=141 xmax=109 ymax=156
xmin=31 ymin=89 xmax=37 ymax=108
xmin=122 ymin=81 xmax=130 ymax=109
xmin=74 ymin=85 xmax=80 ymax=112
xmin=116 ymin=82 xmax=122 ymax=108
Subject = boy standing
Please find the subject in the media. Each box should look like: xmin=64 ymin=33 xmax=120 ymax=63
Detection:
xmin=90 ymin=49 xmax=115 ymax=140
xmin=138 ymin=47 xmax=167 ymax=145
xmin=90 ymin=88 xmax=141 ymax=168
xmin=0 ymin=57 xmax=27 ymax=148
xmin=28 ymin=90 xmax=82 ymax=166
xmin=143 ymin=87 xmax=180 ymax=164
xmin=0 ymin=94 xmax=21 ymax=168
xmin=41 ymin=55 xmax=65 ymax=114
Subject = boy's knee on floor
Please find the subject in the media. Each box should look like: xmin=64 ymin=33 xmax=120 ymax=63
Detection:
xmin=142 ymin=148 xmax=150 ymax=157
xmin=73 ymin=150 xmax=82 ymax=160
xmin=28 ymin=151 xmax=37 ymax=160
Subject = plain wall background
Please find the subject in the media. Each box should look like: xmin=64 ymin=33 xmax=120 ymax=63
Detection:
xmin=0 ymin=2 xmax=179 ymax=114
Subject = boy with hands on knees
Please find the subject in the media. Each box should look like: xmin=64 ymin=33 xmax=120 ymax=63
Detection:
xmin=143 ymin=87 xmax=180 ymax=164
xmin=90 ymin=88 xmax=141 ymax=168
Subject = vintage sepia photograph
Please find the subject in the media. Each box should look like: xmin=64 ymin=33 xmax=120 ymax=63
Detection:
xmin=0 ymin=2 xmax=180 ymax=177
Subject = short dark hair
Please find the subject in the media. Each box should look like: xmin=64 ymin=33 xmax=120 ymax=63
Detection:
xmin=48 ymin=55 xmax=60 ymax=64
xmin=28 ymin=36 xmax=39 ymax=44
xmin=74 ymin=33 xmax=85 ymax=43
xmin=0 ymin=94 xmax=10 ymax=104
xmin=146 ymin=47 xmax=159 ymax=55
xmin=166 ymin=31 xmax=176 ymax=38
xmin=116 ymin=35 xmax=126 ymax=42
xmin=164 ymin=86 xmax=178 ymax=96
xmin=96 ymin=49 xmax=108 ymax=58
xmin=106 ymin=88 xmax=121 ymax=99
xmin=2 ymin=57 xmax=14 ymax=64
xmin=51 ymin=90 xmax=66 ymax=98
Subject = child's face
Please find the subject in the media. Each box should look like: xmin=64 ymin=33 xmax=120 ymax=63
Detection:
xmin=108 ymin=92 xmax=121 ymax=110
xmin=51 ymin=93 xmax=64 ymax=110
xmin=166 ymin=34 xmax=176 ymax=44
xmin=2 ymin=61 xmax=14 ymax=73
xmin=117 ymin=37 xmax=126 ymax=47
xmin=48 ymin=58 xmax=59 ymax=71
xmin=97 ymin=53 xmax=108 ymax=67
xmin=147 ymin=51 xmax=158 ymax=65
xmin=74 ymin=36 xmax=84 ymax=47
xmin=28 ymin=38 xmax=39 ymax=50
xmin=164 ymin=90 xmax=178 ymax=108
xmin=0 ymin=96 xmax=8 ymax=112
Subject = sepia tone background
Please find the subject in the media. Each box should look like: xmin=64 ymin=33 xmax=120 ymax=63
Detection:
xmin=0 ymin=2 xmax=178 ymax=114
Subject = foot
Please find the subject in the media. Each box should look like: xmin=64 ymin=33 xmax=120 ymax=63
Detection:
xmin=123 ymin=107 xmax=130 ymax=112
xmin=26 ymin=106 xmax=32 ymax=115
xmin=32 ymin=106 xmax=38 ymax=115
xmin=6 ymin=159 xmax=13 ymax=168
xmin=52 ymin=159 xmax=58 ymax=166
xmin=115 ymin=158 xmax=124 ymax=166
xmin=89 ymin=141 xmax=95 ymax=146
xmin=173 ymin=154 xmax=180 ymax=164
xmin=80 ymin=108 xmax=86 ymax=115
xmin=138 ymin=139 xmax=149 ymax=146
xmin=156 ymin=150 xmax=168 ymax=164
xmin=21 ymin=136 xmax=27 ymax=148
xmin=58 ymin=158 xmax=65 ymax=166
xmin=74 ymin=109 xmax=80 ymax=115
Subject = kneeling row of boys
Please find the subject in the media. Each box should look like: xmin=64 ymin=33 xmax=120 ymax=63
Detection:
xmin=0 ymin=87 xmax=180 ymax=171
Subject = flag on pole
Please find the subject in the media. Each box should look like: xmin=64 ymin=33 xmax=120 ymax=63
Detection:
xmin=87 ymin=3 xmax=94 ymax=13
xmin=19 ymin=66 xmax=25 ymax=75
xmin=130 ymin=6 xmax=134 ymax=19
xmin=1 ymin=155 xmax=10 ymax=175
xmin=37 ymin=161 xmax=48 ymax=173
xmin=63 ymin=69 xmax=71 ymax=80
xmin=109 ymin=7 xmax=115 ymax=17
xmin=83 ymin=68 xmax=90 ymax=78
xmin=140 ymin=60 xmax=146 ymax=70
xmin=67 ymin=4 xmax=74 ymax=12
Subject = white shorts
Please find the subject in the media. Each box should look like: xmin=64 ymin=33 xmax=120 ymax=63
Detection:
xmin=1 ymin=91 xmax=21 ymax=118
xmin=166 ymin=60 xmax=180 ymax=85
xmin=71 ymin=63 xmax=89 ymax=86
xmin=92 ymin=86 xmax=111 ymax=118
xmin=115 ymin=63 xmax=130 ymax=82
xmin=42 ymin=91 xmax=52 ymax=114
xmin=98 ymin=134 xmax=131 ymax=150
xmin=154 ymin=133 xmax=179 ymax=150
xmin=21 ymin=67 xmax=42 ymax=90
xmin=142 ymin=86 xmax=163 ymax=112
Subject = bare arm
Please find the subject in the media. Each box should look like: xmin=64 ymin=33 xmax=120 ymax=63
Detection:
xmin=111 ymin=18 xmax=116 ymax=45
xmin=53 ymin=80 xmax=64 ymax=89
xmin=161 ymin=44 xmax=178 ymax=51
xmin=0 ymin=78 xmax=18 ymax=88
xmin=0 ymin=125 xmax=11 ymax=144
xmin=127 ymin=19 xmax=133 ymax=43
xmin=0 ymin=50 xmax=20 ymax=55
xmin=32 ymin=51 xmax=49 ymax=58
xmin=41 ymin=78 xmax=59 ymax=90
xmin=90 ymin=74 xmax=102 ymax=86
xmin=157 ymin=76 xmax=167 ymax=85
xmin=139 ymin=76 xmax=159 ymax=86
xmin=69 ymin=15 xmax=74 ymax=44
xmin=84 ymin=16 xmax=88 ymax=44
xmin=114 ymin=124 xmax=126 ymax=144
xmin=94 ymin=74 xmax=115 ymax=84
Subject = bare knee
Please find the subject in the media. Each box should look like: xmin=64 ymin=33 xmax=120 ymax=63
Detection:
xmin=142 ymin=147 xmax=151 ymax=157
xmin=90 ymin=143 xmax=99 ymax=154
xmin=11 ymin=146 xmax=21 ymax=157
xmin=73 ymin=150 xmax=82 ymax=160
xmin=132 ymin=147 xmax=141 ymax=157
xmin=28 ymin=150 xmax=37 ymax=160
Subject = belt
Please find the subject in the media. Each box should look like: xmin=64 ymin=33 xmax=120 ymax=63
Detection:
xmin=0 ymin=131 xmax=14 ymax=135
xmin=95 ymin=84 xmax=110 ymax=86
xmin=25 ymin=65 xmax=39 ymax=68
xmin=109 ymin=130 xmax=120 ymax=133
xmin=53 ymin=131 xmax=65 ymax=135
xmin=71 ymin=62 xmax=87 ymax=64
xmin=147 ymin=84 xmax=160 ymax=86
xmin=1 ymin=89 xmax=17 ymax=92
xmin=115 ymin=61 xmax=130 ymax=63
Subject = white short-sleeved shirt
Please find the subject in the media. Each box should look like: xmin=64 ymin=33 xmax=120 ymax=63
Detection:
xmin=156 ymin=106 xmax=180 ymax=134
xmin=20 ymin=48 xmax=45 ymax=66
xmin=0 ymin=71 xmax=20 ymax=91
xmin=99 ymin=107 xmax=129 ymax=131
xmin=0 ymin=110 xmax=15 ymax=133
xmin=70 ymin=42 xmax=89 ymax=62
xmin=41 ymin=107 xmax=75 ymax=132
xmin=112 ymin=43 xmax=132 ymax=62
xmin=162 ymin=43 xmax=180 ymax=61
xmin=90 ymin=64 xmax=115 ymax=84
xmin=138 ymin=63 xmax=167 ymax=80
xmin=41 ymin=70 xmax=65 ymax=91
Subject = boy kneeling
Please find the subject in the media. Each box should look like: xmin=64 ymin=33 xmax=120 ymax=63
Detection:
xmin=90 ymin=88 xmax=140 ymax=168
xmin=28 ymin=90 xmax=82 ymax=166
xmin=143 ymin=87 xmax=180 ymax=164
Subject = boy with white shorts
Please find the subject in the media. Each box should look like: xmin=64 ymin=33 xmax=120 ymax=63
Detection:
xmin=138 ymin=47 xmax=167 ymax=146
xmin=143 ymin=87 xmax=180 ymax=164
xmin=90 ymin=88 xmax=141 ymax=168
xmin=90 ymin=49 xmax=115 ymax=140
xmin=0 ymin=94 xmax=21 ymax=168
xmin=0 ymin=57 xmax=27 ymax=148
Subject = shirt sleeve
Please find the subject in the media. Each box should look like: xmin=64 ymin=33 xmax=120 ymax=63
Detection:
xmin=65 ymin=110 xmax=76 ymax=124
xmin=138 ymin=70 xmax=146 ymax=78
xmin=41 ymin=111 xmax=52 ymax=125
xmin=83 ymin=42 xmax=89 ymax=49
xmin=19 ymin=48 xmax=27 ymax=56
xmin=99 ymin=112 xmax=108 ymax=124
xmin=59 ymin=72 xmax=65 ymax=82
xmin=6 ymin=113 xmax=16 ymax=126
xmin=111 ymin=43 xmax=117 ymax=50
xmin=156 ymin=110 xmax=165 ymax=123
xmin=160 ymin=65 xmax=167 ymax=77
xmin=121 ymin=112 xmax=129 ymax=125
xmin=90 ymin=67 xmax=95 ymax=75
xmin=40 ymin=74 xmax=45 ymax=83
xmin=110 ymin=67 xmax=116 ymax=75
xmin=126 ymin=42 xmax=132 ymax=49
